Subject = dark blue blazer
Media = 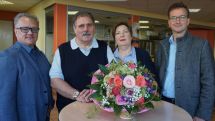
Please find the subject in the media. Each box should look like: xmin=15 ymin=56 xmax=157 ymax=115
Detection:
xmin=0 ymin=42 xmax=54 ymax=121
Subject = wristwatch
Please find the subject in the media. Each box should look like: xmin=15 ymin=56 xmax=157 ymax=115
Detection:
xmin=72 ymin=90 xmax=80 ymax=100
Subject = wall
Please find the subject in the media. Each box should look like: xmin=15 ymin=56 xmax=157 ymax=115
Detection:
xmin=27 ymin=0 xmax=55 ymax=52
xmin=189 ymin=29 xmax=214 ymax=48
xmin=0 ymin=10 xmax=17 ymax=20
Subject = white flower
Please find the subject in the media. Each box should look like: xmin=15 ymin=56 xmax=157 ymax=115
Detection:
xmin=123 ymin=75 xmax=135 ymax=88
xmin=101 ymin=96 xmax=110 ymax=106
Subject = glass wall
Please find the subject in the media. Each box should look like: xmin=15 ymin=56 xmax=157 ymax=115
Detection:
xmin=45 ymin=6 xmax=54 ymax=62
xmin=0 ymin=20 xmax=13 ymax=51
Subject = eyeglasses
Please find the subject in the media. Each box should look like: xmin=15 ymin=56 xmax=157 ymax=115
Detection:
xmin=16 ymin=27 xmax=40 ymax=33
xmin=169 ymin=15 xmax=187 ymax=21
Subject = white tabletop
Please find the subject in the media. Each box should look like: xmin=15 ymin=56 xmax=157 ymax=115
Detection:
xmin=59 ymin=101 xmax=193 ymax=121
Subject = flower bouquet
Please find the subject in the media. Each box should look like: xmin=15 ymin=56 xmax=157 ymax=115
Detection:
xmin=88 ymin=61 xmax=160 ymax=117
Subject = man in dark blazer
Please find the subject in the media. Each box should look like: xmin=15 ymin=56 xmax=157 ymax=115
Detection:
xmin=0 ymin=13 xmax=54 ymax=121
xmin=155 ymin=2 xmax=215 ymax=121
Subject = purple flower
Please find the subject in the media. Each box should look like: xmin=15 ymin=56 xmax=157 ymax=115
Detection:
xmin=126 ymin=89 xmax=134 ymax=96
xmin=115 ymin=95 xmax=128 ymax=105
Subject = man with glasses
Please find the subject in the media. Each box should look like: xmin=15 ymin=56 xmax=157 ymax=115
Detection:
xmin=0 ymin=13 xmax=54 ymax=121
xmin=155 ymin=2 xmax=215 ymax=121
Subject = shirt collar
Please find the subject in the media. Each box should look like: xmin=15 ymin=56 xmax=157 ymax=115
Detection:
xmin=16 ymin=41 xmax=34 ymax=53
xmin=169 ymin=35 xmax=175 ymax=44
xmin=70 ymin=37 xmax=98 ymax=50
xmin=114 ymin=47 xmax=135 ymax=60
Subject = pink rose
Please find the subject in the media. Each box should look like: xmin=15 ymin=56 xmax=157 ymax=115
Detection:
xmin=128 ymin=63 xmax=136 ymax=69
xmin=91 ymin=76 xmax=98 ymax=84
xmin=105 ymin=64 xmax=110 ymax=67
xmin=123 ymin=75 xmax=135 ymax=88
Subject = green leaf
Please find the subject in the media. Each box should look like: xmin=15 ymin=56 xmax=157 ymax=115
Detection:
xmin=144 ymin=102 xmax=154 ymax=109
xmin=124 ymin=107 xmax=132 ymax=114
xmin=90 ymin=92 xmax=103 ymax=101
xmin=94 ymin=74 xmax=104 ymax=80
xmin=132 ymin=106 xmax=139 ymax=113
xmin=98 ymin=64 xmax=109 ymax=74
xmin=153 ymin=95 xmax=161 ymax=101
xmin=113 ymin=104 xmax=123 ymax=115
xmin=87 ymin=83 xmax=101 ymax=90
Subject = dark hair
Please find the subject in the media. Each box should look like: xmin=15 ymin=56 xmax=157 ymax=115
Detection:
xmin=168 ymin=2 xmax=189 ymax=18
xmin=72 ymin=11 xmax=95 ymax=28
xmin=112 ymin=22 xmax=132 ymax=40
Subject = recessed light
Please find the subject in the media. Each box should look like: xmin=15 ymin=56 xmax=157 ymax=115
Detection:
xmin=0 ymin=0 xmax=14 ymax=5
xmin=95 ymin=20 xmax=100 ymax=23
xmin=86 ymin=0 xmax=127 ymax=1
xmin=68 ymin=11 xmax=79 ymax=15
xmin=139 ymin=26 xmax=149 ymax=29
xmin=189 ymin=9 xmax=201 ymax=13
xmin=139 ymin=21 xmax=149 ymax=24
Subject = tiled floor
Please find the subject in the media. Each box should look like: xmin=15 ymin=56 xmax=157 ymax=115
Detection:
xmin=50 ymin=106 xmax=58 ymax=121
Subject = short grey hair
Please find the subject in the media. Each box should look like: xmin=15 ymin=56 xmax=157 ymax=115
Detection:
xmin=14 ymin=13 xmax=39 ymax=27
xmin=72 ymin=11 xmax=95 ymax=29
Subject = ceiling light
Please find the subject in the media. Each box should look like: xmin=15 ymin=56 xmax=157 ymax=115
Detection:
xmin=139 ymin=20 xmax=149 ymax=24
xmin=95 ymin=20 xmax=100 ymax=23
xmin=0 ymin=0 xmax=14 ymax=5
xmin=189 ymin=9 xmax=201 ymax=13
xmin=139 ymin=26 xmax=149 ymax=29
xmin=68 ymin=11 xmax=78 ymax=15
xmin=86 ymin=0 xmax=127 ymax=1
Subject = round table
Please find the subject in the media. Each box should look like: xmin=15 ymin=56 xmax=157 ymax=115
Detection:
xmin=59 ymin=101 xmax=192 ymax=121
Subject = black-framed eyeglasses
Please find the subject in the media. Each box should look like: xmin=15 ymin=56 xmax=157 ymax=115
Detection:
xmin=16 ymin=27 xmax=40 ymax=33
xmin=169 ymin=15 xmax=187 ymax=21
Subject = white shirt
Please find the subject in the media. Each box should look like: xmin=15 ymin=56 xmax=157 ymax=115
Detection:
xmin=49 ymin=37 xmax=114 ymax=80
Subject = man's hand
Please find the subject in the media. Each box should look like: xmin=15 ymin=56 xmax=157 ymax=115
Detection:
xmin=76 ymin=89 xmax=92 ymax=103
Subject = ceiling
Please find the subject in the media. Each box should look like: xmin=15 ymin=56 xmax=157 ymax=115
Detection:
xmin=82 ymin=0 xmax=215 ymax=23
xmin=0 ymin=0 xmax=41 ymax=12
xmin=1 ymin=0 xmax=215 ymax=28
